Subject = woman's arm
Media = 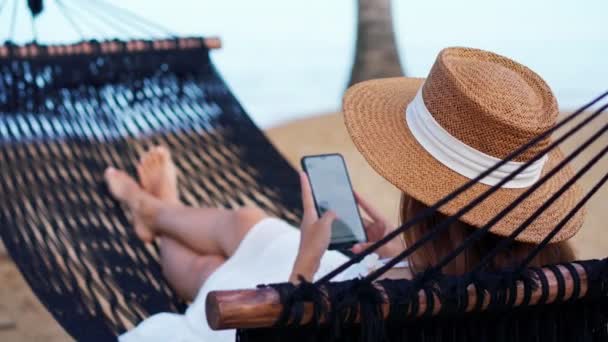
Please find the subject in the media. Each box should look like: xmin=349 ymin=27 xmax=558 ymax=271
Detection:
xmin=289 ymin=249 xmax=321 ymax=283
xmin=289 ymin=172 xmax=335 ymax=284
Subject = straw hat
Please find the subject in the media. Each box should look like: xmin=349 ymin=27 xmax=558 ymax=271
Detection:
xmin=343 ymin=47 xmax=584 ymax=243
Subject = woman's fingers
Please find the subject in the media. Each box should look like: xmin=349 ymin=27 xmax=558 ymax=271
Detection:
xmin=351 ymin=239 xmax=403 ymax=258
xmin=354 ymin=191 xmax=385 ymax=223
xmin=317 ymin=211 xmax=336 ymax=229
xmin=365 ymin=221 xmax=386 ymax=241
xmin=360 ymin=216 xmax=379 ymax=238
xmin=304 ymin=211 xmax=335 ymax=255
xmin=299 ymin=172 xmax=318 ymax=220
xmin=291 ymin=210 xmax=336 ymax=284
xmin=360 ymin=214 xmax=378 ymax=239
xmin=311 ymin=211 xmax=335 ymax=247
xmin=351 ymin=242 xmax=372 ymax=254
xmin=362 ymin=216 xmax=373 ymax=226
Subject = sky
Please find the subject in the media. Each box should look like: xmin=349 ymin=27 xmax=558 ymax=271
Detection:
xmin=2 ymin=0 xmax=606 ymax=127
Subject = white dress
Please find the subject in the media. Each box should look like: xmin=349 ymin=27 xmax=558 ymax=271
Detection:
xmin=119 ymin=218 xmax=386 ymax=342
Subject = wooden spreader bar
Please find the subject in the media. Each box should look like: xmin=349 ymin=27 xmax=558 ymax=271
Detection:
xmin=206 ymin=263 xmax=588 ymax=330
xmin=0 ymin=37 xmax=221 ymax=59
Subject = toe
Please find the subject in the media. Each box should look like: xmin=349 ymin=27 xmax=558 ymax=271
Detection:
xmin=154 ymin=146 xmax=170 ymax=159
xmin=104 ymin=166 xmax=116 ymax=179
xmin=105 ymin=167 xmax=140 ymax=200
xmin=133 ymin=219 xmax=155 ymax=243
xmin=135 ymin=146 xmax=178 ymax=202
xmin=136 ymin=163 xmax=146 ymax=182
xmin=140 ymin=147 xmax=162 ymax=169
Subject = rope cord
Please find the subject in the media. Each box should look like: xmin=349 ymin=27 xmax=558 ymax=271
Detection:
xmin=55 ymin=0 xmax=85 ymax=40
xmin=27 ymin=0 xmax=43 ymax=17
xmin=417 ymin=121 xmax=608 ymax=279
xmin=563 ymin=262 xmax=581 ymax=301
xmin=58 ymin=0 xmax=137 ymax=38
xmin=88 ymin=0 xmax=175 ymax=37
xmin=365 ymin=117 xmax=607 ymax=282
xmin=29 ymin=3 xmax=37 ymax=42
xmin=472 ymin=154 xmax=607 ymax=275
xmin=5 ymin=0 xmax=175 ymax=41
xmin=515 ymin=172 xmax=608 ymax=273
xmin=88 ymin=0 xmax=173 ymax=38
xmin=61 ymin=0 xmax=152 ymax=38
xmin=317 ymin=93 xmax=608 ymax=284
xmin=8 ymin=0 xmax=18 ymax=41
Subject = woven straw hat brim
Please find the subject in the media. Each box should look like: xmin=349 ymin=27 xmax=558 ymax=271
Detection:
xmin=343 ymin=77 xmax=584 ymax=244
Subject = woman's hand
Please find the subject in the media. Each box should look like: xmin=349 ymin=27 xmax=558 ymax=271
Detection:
xmin=350 ymin=192 xmax=404 ymax=258
xmin=289 ymin=172 xmax=336 ymax=284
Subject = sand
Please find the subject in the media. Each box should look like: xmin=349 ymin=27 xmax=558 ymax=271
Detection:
xmin=0 ymin=111 xmax=606 ymax=341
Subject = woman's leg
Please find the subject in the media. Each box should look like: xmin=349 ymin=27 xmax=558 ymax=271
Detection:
xmin=152 ymin=205 xmax=267 ymax=257
xmin=106 ymin=177 xmax=267 ymax=257
xmin=124 ymin=147 xmax=228 ymax=300
xmin=159 ymin=236 xmax=225 ymax=301
xmin=105 ymin=147 xmax=268 ymax=257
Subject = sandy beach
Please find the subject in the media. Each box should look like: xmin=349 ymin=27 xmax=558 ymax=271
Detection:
xmin=0 ymin=112 xmax=606 ymax=341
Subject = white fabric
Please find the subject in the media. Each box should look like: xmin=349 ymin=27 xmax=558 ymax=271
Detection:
xmin=405 ymin=87 xmax=547 ymax=188
xmin=119 ymin=218 xmax=404 ymax=342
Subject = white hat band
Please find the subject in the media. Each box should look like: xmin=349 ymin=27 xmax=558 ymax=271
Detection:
xmin=405 ymin=87 xmax=547 ymax=189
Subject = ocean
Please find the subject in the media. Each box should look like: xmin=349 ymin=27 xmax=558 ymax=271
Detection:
xmin=3 ymin=0 xmax=607 ymax=128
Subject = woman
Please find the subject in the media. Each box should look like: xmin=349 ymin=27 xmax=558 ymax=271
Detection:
xmin=112 ymin=47 xmax=583 ymax=341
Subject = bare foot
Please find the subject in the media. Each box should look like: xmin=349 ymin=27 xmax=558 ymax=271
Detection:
xmin=104 ymin=167 xmax=157 ymax=243
xmin=137 ymin=146 xmax=179 ymax=204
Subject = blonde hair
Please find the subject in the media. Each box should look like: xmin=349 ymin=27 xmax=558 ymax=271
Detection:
xmin=400 ymin=194 xmax=575 ymax=275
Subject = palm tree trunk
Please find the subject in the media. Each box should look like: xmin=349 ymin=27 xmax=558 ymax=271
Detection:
xmin=348 ymin=0 xmax=404 ymax=87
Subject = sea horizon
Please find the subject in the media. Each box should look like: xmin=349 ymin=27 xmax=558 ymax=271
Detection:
xmin=2 ymin=0 xmax=606 ymax=128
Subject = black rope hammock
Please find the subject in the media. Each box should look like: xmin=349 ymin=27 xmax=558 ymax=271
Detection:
xmin=0 ymin=37 xmax=302 ymax=339
xmin=1 ymin=1 xmax=608 ymax=341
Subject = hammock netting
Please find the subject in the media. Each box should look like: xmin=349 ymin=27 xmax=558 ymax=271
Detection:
xmin=0 ymin=38 xmax=303 ymax=340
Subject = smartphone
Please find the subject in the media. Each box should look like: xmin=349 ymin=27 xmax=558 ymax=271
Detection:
xmin=301 ymin=153 xmax=367 ymax=250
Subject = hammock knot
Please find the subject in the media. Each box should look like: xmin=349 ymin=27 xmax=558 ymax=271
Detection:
xmin=325 ymin=279 xmax=385 ymax=342
xmin=438 ymin=273 xmax=472 ymax=313
xmin=28 ymin=0 xmax=44 ymax=17
xmin=583 ymin=259 xmax=608 ymax=299
xmin=259 ymin=279 xmax=327 ymax=328
xmin=382 ymin=277 xmax=427 ymax=323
